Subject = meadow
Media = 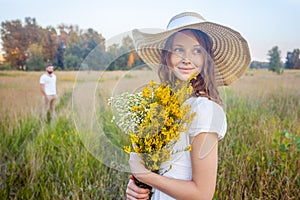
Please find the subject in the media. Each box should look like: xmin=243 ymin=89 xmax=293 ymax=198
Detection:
xmin=0 ymin=69 xmax=299 ymax=199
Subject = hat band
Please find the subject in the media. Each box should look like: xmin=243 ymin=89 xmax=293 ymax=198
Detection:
xmin=167 ymin=15 xmax=206 ymax=30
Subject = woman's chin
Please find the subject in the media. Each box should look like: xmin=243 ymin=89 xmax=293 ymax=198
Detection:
xmin=176 ymin=74 xmax=193 ymax=82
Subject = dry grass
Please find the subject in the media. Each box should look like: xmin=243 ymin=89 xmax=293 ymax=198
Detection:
xmin=0 ymin=71 xmax=77 ymax=122
xmin=228 ymin=69 xmax=300 ymax=97
xmin=1 ymin=69 xmax=300 ymax=122
xmin=0 ymin=69 xmax=299 ymax=199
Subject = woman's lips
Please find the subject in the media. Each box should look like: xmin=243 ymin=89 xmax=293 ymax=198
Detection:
xmin=178 ymin=67 xmax=195 ymax=72
xmin=179 ymin=67 xmax=194 ymax=70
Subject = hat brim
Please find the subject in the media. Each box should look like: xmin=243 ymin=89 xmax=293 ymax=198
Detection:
xmin=132 ymin=22 xmax=251 ymax=86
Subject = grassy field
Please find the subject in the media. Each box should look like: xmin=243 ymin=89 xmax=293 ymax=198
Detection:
xmin=0 ymin=69 xmax=299 ymax=199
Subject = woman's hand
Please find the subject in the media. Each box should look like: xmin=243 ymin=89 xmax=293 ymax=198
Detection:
xmin=128 ymin=152 xmax=151 ymax=181
xmin=126 ymin=175 xmax=150 ymax=200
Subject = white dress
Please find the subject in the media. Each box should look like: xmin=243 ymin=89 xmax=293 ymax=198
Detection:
xmin=151 ymin=97 xmax=227 ymax=200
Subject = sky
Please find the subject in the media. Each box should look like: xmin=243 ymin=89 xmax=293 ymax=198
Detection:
xmin=0 ymin=0 xmax=299 ymax=62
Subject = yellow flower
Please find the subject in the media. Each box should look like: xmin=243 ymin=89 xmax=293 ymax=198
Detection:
xmin=141 ymin=100 xmax=148 ymax=106
xmin=118 ymin=79 xmax=195 ymax=173
xmin=164 ymin=117 xmax=174 ymax=126
xmin=150 ymin=80 xmax=156 ymax=87
xmin=124 ymin=146 xmax=131 ymax=154
xmin=131 ymin=105 xmax=139 ymax=112
xmin=187 ymin=145 xmax=192 ymax=152
xmin=142 ymin=87 xmax=152 ymax=98
xmin=188 ymin=72 xmax=198 ymax=82
xmin=130 ymin=132 xmax=139 ymax=145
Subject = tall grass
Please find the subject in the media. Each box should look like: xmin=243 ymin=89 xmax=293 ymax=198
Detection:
xmin=0 ymin=91 xmax=129 ymax=199
xmin=0 ymin=70 xmax=299 ymax=199
xmin=215 ymin=88 xmax=300 ymax=199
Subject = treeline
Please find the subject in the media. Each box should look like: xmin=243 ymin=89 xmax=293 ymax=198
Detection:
xmin=0 ymin=17 xmax=144 ymax=71
xmin=285 ymin=49 xmax=300 ymax=69
xmin=1 ymin=17 xmax=299 ymax=72
xmin=250 ymin=46 xmax=300 ymax=74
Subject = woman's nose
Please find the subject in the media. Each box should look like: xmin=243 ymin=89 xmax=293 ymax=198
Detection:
xmin=181 ymin=51 xmax=192 ymax=64
xmin=182 ymin=60 xmax=191 ymax=65
xmin=182 ymin=55 xmax=191 ymax=65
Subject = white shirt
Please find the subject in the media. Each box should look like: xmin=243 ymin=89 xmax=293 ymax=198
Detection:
xmin=39 ymin=73 xmax=57 ymax=95
xmin=151 ymin=97 xmax=227 ymax=200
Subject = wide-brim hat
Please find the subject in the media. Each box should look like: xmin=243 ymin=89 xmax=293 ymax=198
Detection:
xmin=132 ymin=12 xmax=251 ymax=86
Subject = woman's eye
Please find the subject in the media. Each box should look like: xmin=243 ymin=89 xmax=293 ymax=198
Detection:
xmin=173 ymin=48 xmax=184 ymax=53
xmin=194 ymin=48 xmax=202 ymax=54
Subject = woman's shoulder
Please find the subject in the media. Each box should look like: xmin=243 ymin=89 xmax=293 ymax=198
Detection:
xmin=187 ymin=97 xmax=227 ymax=139
xmin=187 ymin=97 xmax=224 ymax=114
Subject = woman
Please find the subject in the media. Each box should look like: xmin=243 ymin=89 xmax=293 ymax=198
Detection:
xmin=126 ymin=12 xmax=251 ymax=200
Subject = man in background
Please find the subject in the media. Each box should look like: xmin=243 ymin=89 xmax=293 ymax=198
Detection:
xmin=39 ymin=64 xmax=57 ymax=121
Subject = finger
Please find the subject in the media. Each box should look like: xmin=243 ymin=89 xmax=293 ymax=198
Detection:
xmin=129 ymin=174 xmax=135 ymax=180
xmin=126 ymin=179 xmax=150 ymax=199
xmin=127 ymin=178 xmax=150 ymax=194
xmin=126 ymin=194 xmax=149 ymax=200
xmin=126 ymin=187 xmax=150 ymax=200
xmin=126 ymin=189 xmax=150 ymax=200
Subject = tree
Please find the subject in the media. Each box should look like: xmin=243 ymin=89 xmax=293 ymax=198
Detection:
xmin=249 ymin=61 xmax=269 ymax=69
xmin=0 ymin=18 xmax=153 ymax=71
xmin=26 ymin=43 xmax=46 ymax=71
xmin=61 ymin=26 xmax=106 ymax=70
xmin=1 ymin=18 xmax=57 ymax=69
xmin=285 ymin=49 xmax=300 ymax=69
xmin=64 ymin=54 xmax=81 ymax=70
xmin=57 ymin=41 xmax=65 ymax=70
xmin=24 ymin=17 xmax=40 ymax=44
xmin=65 ymin=26 xmax=83 ymax=70
xmin=56 ymin=24 xmax=69 ymax=70
xmin=1 ymin=19 xmax=27 ymax=69
xmin=66 ymin=26 xmax=82 ymax=57
xmin=41 ymin=26 xmax=58 ymax=63
xmin=106 ymin=36 xmax=144 ymax=70
xmin=268 ymin=46 xmax=283 ymax=74
xmin=81 ymin=28 xmax=105 ymax=58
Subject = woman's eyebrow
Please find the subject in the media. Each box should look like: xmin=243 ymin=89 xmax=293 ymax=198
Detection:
xmin=172 ymin=44 xmax=183 ymax=47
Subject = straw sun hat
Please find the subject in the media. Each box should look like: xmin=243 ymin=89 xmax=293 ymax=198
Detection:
xmin=132 ymin=12 xmax=251 ymax=86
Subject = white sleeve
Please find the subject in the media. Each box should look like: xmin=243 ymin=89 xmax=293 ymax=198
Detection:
xmin=39 ymin=74 xmax=45 ymax=84
xmin=188 ymin=98 xmax=227 ymax=139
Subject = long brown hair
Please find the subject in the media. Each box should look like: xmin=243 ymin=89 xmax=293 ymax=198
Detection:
xmin=158 ymin=28 xmax=223 ymax=107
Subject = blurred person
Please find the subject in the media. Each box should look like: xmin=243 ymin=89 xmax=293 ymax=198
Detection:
xmin=39 ymin=63 xmax=57 ymax=121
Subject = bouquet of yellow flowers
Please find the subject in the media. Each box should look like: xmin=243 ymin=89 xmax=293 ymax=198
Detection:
xmin=108 ymin=80 xmax=195 ymax=190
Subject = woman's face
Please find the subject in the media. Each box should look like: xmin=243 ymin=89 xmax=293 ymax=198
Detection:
xmin=167 ymin=30 xmax=205 ymax=81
